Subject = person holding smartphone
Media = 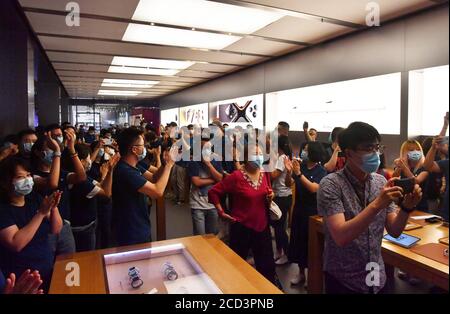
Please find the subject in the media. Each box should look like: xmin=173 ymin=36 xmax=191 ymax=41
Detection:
xmin=317 ymin=122 xmax=422 ymax=294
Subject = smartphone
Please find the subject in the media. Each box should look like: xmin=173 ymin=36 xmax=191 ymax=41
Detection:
xmin=103 ymin=138 xmax=113 ymax=146
xmin=303 ymin=121 xmax=309 ymax=130
xmin=383 ymin=233 xmax=420 ymax=248
xmin=337 ymin=151 xmax=345 ymax=158
xmin=393 ymin=178 xmax=415 ymax=194
xmin=425 ymin=216 xmax=442 ymax=224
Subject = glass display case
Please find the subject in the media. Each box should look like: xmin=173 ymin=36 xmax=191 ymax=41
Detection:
xmin=103 ymin=243 xmax=222 ymax=294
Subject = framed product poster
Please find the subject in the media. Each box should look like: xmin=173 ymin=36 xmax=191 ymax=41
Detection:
xmin=179 ymin=103 xmax=208 ymax=127
xmin=209 ymin=94 xmax=263 ymax=128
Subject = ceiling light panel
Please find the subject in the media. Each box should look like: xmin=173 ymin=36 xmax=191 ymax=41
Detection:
xmin=131 ymin=0 xmax=283 ymax=34
xmin=122 ymin=23 xmax=241 ymax=50
xmin=102 ymin=78 xmax=159 ymax=88
xmin=108 ymin=66 xmax=179 ymax=76
xmin=111 ymin=56 xmax=195 ymax=70
xmin=98 ymin=90 xmax=142 ymax=96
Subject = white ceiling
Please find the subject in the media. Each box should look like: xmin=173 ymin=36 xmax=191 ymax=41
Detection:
xmin=19 ymin=0 xmax=439 ymax=99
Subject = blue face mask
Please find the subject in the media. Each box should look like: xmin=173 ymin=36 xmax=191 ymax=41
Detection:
xmin=359 ymin=152 xmax=381 ymax=174
xmin=248 ymin=154 xmax=264 ymax=168
xmin=14 ymin=177 xmax=34 ymax=196
xmin=98 ymin=148 xmax=105 ymax=158
xmin=300 ymin=150 xmax=308 ymax=161
xmin=407 ymin=150 xmax=422 ymax=162
xmin=43 ymin=150 xmax=54 ymax=165
xmin=137 ymin=147 xmax=147 ymax=161
xmin=56 ymin=136 xmax=64 ymax=144
xmin=23 ymin=142 xmax=34 ymax=153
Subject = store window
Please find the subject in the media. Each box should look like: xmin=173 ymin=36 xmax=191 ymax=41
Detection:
xmin=266 ymin=73 xmax=402 ymax=134
xmin=409 ymin=65 xmax=449 ymax=137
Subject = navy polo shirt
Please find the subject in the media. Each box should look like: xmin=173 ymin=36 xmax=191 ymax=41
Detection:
xmin=69 ymin=176 xmax=101 ymax=227
xmin=0 ymin=192 xmax=54 ymax=286
xmin=33 ymin=169 xmax=71 ymax=221
xmin=112 ymin=160 xmax=149 ymax=246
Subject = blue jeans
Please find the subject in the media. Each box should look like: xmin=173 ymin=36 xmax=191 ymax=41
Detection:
xmin=191 ymin=208 xmax=218 ymax=235
xmin=48 ymin=221 xmax=76 ymax=256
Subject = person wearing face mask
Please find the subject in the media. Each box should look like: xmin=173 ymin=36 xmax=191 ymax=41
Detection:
xmin=84 ymin=127 xmax=97 ymax=145
xmin=317 ymin=122 xmax=422 ymax=294
xmin=88 ymin=141 xmax=113 ymax=249
xmin=45 ymin=124 xmax=64 ymax=150
xmin=31 ymin=131 xmax=87 ymax=256
xmin=67 ymin=144 xmax=118 ymax=252
xmin=0 ymin=156 xmax=63 ymax=292
xmin=269 ymin=135 xmax=293 ymax=265
xmin=187 ymin=129 xmax=223 ymax=236
xmin=287 ymin=142 xmax=328 ymax=286
xmin=323 ymin=127 xmax=345 ymax=173
xmin=17 ymin=129 xmax=38 ymax=159
xmin=112 ymin=128 xmax=177 ymax=246
xmin=208 ymin=143 xmax=277 ymax=284
xmin=393 ymin=140 xmax=429 ymax=212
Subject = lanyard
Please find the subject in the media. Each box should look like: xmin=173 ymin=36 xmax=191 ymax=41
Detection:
xmin=343 ymin=170 xmax=370 ymax=209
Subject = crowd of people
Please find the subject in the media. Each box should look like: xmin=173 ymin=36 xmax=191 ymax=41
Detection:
xmin=0 ymin=111 xmax=448 ymax=294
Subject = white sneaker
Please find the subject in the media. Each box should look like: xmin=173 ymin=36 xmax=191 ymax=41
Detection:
xmin=275 ymin=255 xmax=289 ymax=265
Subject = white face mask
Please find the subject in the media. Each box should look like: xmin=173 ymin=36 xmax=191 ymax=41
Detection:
xmin=13 ymin=177 xmax=34 ymax=196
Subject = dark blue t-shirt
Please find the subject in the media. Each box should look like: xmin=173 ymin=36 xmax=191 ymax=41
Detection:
xmin=0 ymin=192 xmax=54 ymax=285
xmin=112 ymin=160 xmax=149 ymax=246
xmin=69 ymin=176 xmax=99 ymax=227
xmin=33 ymin=169 xmax=71 ymax=221
xmin=437 ymin=159 xmax=449 ymax=221
xmin=294 ymin=163 xmax=327 ymax=215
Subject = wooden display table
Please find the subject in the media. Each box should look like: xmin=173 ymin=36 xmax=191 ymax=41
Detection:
xmin=307 ymin=211 xmax=449 ymax=294
xmin=49 ymin=235 xmax=283 ymax=294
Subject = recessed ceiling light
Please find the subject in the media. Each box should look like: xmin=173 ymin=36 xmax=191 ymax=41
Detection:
xmin=132 ymin=0 xmax=283 ymax=34
xmin=108 ymin=65 xmax=179 ymax=76
xmin=98 ymin=90 xmax=142 ymax=96
xmin=111 ymin=56 xmax=195 ymax=70
xmin=122 ymin=23 xmax=241 ymax=50
xmin=102 ymin=78 xmax=159 ymax=88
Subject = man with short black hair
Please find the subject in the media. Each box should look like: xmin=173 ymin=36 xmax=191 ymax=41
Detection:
xmin=112 ymin=128 xmax=177 ymax=246
xmin=318 ymin=122 xmax=422 ymax=294
xmin=277 ymin=121 xmax=290 ymax=137
xmin=17 ymin=129 xmax=37 ymax=158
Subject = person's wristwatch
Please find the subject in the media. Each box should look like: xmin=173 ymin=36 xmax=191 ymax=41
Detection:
xmin=400 ymin=205 xmax=415 ymax=214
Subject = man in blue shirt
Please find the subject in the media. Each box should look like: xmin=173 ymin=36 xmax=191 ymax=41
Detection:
xmin=113 ymin=128 xmax=177 ymax=246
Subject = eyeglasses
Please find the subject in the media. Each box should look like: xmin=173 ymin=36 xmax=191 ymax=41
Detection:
xmin=356 ymin=143 xmax=382 ymax=153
